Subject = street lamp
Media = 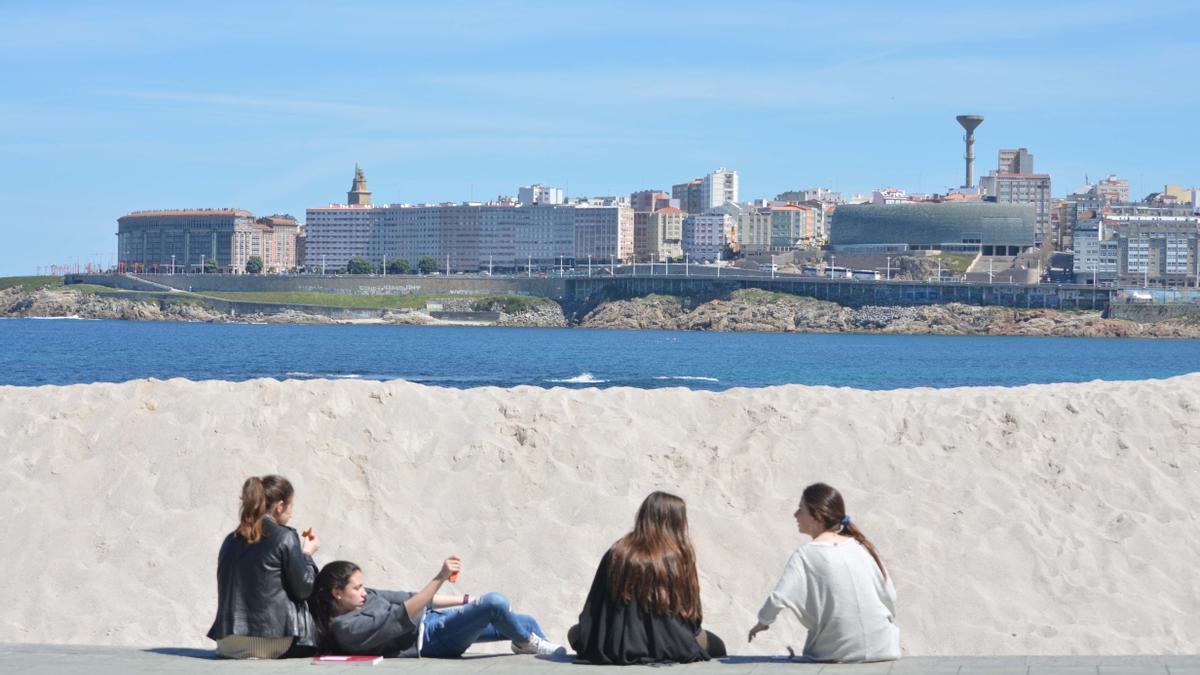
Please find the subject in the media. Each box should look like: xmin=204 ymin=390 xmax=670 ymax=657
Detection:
xmin=200 ymin=254 xmax=205 ymax=274
xmin=886 ymin=255 xmax=891 ymax=280
xmin=588 ymin=254 xmax=592 ymax=277
xmin=685 ymin=252 xmax=690 ymax=276
xmin=171 ymin=254 xmax=175 ymax=275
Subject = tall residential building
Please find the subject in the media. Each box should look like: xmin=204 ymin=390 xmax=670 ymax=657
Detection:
xmin=633 ymin=208 xmax=685 ymax=261
xmin=254 ymin=215 xmax=301 ymax=273
xmin=981 ymin=150 xmax=1053 ymax=248
xmin=517 ymin=184 xmax=564 ymax=206
xmin=305 ymin=204 xmax=375 ymax=271
xmin=671 ymin=179 xmax=704 ymax=215
xmin=116 ymin=208 xmax=299 ymax=273
xmin=574 ymin=205 xmax=634 ymax=262
xmin=671 ymin=168 xmax=739 ymax=214
xmin=1101 ymin=205 xmax=1200 ymax=286
xmin=769 ymin=204 xmax=817 ymax=250
xmin=683 ymin=213 xmax=737 ymax=261
xmin=1071 ymin=218 xmax=1115 ymax=283
xmin=998 ymin=148 xmax=1034 ymax=174
xmin=700 ymin=168 xmax=738 ymax=210
xmin=630 ymin=190 xmax=673 ymax=212
xmin=737 ymin=207 xmax=773 ymax=254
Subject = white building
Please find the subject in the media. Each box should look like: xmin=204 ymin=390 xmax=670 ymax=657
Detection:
xmin=1071 ymin=219 xmax=1116 ymax=282
xmin=683 ymin=213 xmax=737 ymax=261
xmin=305 ymin=204 xmax=376 ymax=271
xmin=574 ymin=205 xmax=634 ymax=262
xmin=517 ymin=184 xmax=564 ymax=206
xmin=871 ymin=188 xmax=908 ymax=205
xmin=700 ymin=168 xmax=739 ymax=210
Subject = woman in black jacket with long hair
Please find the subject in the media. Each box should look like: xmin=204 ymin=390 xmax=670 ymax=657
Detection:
xmin=207 ymin=475 xmax=321 ymax=659
xmin=570 ymin=491 xmax=726 ymax=665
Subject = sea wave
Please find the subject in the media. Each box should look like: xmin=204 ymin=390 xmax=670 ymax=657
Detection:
xmin=546 ymin=372 xmax=609 ymax=384
xmin=283 ymin=371 xmax=363 ymax=380
xmin=653 ymin=375 xmax=719 ymax=382
xmin=27 ymin=315 xmax=94 ymax=320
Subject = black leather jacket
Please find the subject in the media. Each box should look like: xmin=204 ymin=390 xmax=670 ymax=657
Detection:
xmin=206 ymin=517 xmax=318 ymax=645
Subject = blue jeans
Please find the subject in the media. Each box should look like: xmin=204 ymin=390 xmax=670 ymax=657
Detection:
xmin=420 ymin=592 xmax=547 ymax=658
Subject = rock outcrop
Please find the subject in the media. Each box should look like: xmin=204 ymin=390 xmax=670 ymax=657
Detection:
xmin=7 ymin=286 xmax=1199 ymax=337
xmin=579 ymin=289 xmax=1200 ymax=338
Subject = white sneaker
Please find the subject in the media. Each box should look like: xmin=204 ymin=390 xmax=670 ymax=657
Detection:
xmin=511 ymin=634 xmax=567 ymax=657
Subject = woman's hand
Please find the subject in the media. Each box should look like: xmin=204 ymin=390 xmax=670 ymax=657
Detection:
xmin=437 ymin=556 xmax=462 ymax=581
xmin=747 ymin=623 xmax=769 ymax=642
xmin=301 ymin=531 xmax=320 ymax=556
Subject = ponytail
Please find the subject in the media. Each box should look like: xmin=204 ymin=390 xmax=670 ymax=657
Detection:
xmin=236 ymin=475 xmax=294 ymax=544
xmin=801 ymin=482 xmax=889 ymax=581
xmin=842 ymin=521 xmax=888 ymax=582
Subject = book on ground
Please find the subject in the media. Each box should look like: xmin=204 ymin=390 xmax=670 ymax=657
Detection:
xmin=312 ymin=654 xmax=383 ymax=666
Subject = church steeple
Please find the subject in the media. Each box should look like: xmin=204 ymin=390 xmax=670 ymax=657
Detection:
xmin=347 ymin=164 xmax=372 ymax=206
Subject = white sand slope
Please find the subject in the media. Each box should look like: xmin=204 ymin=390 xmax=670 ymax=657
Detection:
xmin=1 ymin=376 xmax=1197 ymax=656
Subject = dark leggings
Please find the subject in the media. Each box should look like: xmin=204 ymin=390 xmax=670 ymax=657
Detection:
xmin=567 ymin=625 xmax=726 ymax=659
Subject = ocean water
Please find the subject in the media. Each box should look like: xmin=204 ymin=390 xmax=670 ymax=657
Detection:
xmin=2 ymin=318 xmax=1199 ymax=389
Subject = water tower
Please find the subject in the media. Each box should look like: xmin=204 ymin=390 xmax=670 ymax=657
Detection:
xmin=956 ymin=114 xmax=984 ymax=188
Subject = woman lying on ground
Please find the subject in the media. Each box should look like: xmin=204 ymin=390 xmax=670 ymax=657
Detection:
xmin=207 ymin=475 xmax=321 ymax=659
xmin=308 ymin=558 xmax=567 ymax=658
xmin=570 ymin=491 xmax=726 ymax=665
xmin=748 ymin=482 xmax=900 ymax=662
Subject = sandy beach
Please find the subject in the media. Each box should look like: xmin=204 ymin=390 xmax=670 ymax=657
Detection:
xmin=1 ymin=376 xmax=1197 ymax=656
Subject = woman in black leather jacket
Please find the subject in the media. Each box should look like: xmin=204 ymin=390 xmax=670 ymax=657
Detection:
xmin=207 ymin=475 xmax=321 ymax=658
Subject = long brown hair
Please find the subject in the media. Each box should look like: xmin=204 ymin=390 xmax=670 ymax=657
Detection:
xmin=802 ymin=482 xmax=888 ymax=580
xmin=607 ymin=491 xmax=702 ymax=623
xmin=309 ymin=561 xmax=362 ymax=653
xmin=237 ymin=475 xmax=294 ymax=544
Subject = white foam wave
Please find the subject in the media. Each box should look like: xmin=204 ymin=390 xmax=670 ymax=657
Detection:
xmin=283 ymin=371 xmax=363 ymax=380
xmin=546 ymin=372 xmax=609 ymax=384
xmin=653 ymin=375 xmax=720 ymax=382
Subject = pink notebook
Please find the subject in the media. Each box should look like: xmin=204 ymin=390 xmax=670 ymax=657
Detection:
xmin=312 ymin=654 xmax=383 ymax=666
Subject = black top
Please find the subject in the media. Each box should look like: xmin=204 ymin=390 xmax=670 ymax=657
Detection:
xmin=329 ymin=589 xmax=423 ymax=657
xmin=206 ymin=517 xmax=318 ymax=645
xmin=572 ymin=550 xmax=710 ymax=665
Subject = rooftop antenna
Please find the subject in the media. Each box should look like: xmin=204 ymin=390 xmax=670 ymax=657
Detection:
xmin=956 ymin=114 xmax=984 ymax=188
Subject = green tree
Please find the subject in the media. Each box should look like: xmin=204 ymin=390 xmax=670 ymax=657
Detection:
xmin=386 ymin=259 xmax=411 ymax=274
xmin=245 ymin=256 xmax=264 ymax=274
xmin=204 ymin=258 xmax=218 ymax=273
xmin=418 ymin=256 xmax=439 ymax=274
xmin=347 ymin=257 xmax=374 ymax=274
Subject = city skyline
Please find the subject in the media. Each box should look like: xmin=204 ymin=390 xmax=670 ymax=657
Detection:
xmin=2 ymin=0 xmax=1199 ymax=275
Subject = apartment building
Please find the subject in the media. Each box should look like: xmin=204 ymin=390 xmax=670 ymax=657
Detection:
xmin=633 ymin=208 xmax=685 ymax=261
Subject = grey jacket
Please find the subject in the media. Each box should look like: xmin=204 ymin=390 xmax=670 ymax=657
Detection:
xmin=206 ymin=517 xmax=318 ymax=645
xmin=329 ymin=589 xmax=424 ymax=657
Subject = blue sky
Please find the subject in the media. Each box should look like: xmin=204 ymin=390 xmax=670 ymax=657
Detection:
xmin=1 ymin=0 xmax=1197 ymax=275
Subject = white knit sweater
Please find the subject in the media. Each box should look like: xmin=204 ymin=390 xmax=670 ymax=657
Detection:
xmin=757 ymin=539 xmax=900 ymax=663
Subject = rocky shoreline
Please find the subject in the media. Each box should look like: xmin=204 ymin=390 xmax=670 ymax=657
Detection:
xmin=3 ymin=286 xmax=1199 ymax=337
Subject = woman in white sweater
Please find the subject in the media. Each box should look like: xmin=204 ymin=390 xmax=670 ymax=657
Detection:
xmin=748 ymin=483 xmax=900 ymax=663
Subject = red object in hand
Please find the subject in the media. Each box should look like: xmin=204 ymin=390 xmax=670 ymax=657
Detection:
xmin=448 ymin=571 xmax=459 ymax=582
xmin=302 ymin=528 xmax=314 ymax=540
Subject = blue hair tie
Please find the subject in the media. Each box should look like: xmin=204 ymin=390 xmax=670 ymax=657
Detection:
xmin=841 ymin=515 xmax=851 ymax=526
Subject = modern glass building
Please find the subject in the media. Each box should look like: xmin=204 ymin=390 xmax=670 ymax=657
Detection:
xmin=830 ymin=203 xmax=1036 ymax=255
